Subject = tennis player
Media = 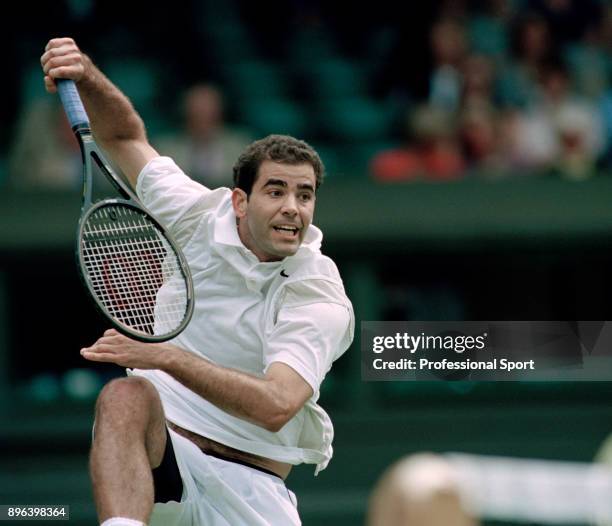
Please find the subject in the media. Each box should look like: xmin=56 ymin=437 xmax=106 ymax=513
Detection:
xmin=41 ymin=38 xmax=354 ymax=526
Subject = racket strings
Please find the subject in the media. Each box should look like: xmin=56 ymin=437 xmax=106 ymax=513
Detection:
xmin=81 ymin=206 xmax=188 ymax=336
xmin=85 ymin=227 xmax=184 ymax=331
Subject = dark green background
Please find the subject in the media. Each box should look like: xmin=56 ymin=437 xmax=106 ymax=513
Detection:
xmin=2 ymin=177 xmax=612 ymax=524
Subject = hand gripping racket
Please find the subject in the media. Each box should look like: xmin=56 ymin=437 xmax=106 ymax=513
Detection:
xmin=57 ymin=79 xmax=194 ymax=342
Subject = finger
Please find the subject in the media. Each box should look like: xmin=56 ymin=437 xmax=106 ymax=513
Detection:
xmin=80 ymin=349 xmax=117 ymax=363
xmin=47 ymin=66 xmax=80 ymax=81
xmin=97 ymin=334 xmax=128 ymax=346
xmin=44 ymin=76 xmax=57 ymax=93
xmin=43 ymin=54 xmax=83 ymax=77
xmin=80 ymin=345 xmax=101 ymax=353
xmin=92 ymin=338 xmax=121 ymax=348
xmin=82 ymin=342 xmax=119 ymax=355
xmin=104 ymin=331 xmax=138 ymax=345
xmin=41 ymin=44 xmax=80 ymax=66
xmin=41 ymin=50 xmax=78 ymax=76
xmin=45 ymin=37 xmax=75 ymax=52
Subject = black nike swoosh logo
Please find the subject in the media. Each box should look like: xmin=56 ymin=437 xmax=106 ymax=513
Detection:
xmin=280 ymin=270 xmax=289 ymax=277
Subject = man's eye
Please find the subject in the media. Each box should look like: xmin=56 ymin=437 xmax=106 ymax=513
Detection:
xmin=300 ymin=194 xmax=312 ymax=201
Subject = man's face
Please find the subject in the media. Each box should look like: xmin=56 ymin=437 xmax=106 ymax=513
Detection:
xmin=232 ymin=160 xmax=317 ymax=262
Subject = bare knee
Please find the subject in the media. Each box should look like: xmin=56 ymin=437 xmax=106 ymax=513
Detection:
xmin=95 ymin=376 xmax=163 ymax=430
xmin=94 ymin=376 xmax=167 ymax=466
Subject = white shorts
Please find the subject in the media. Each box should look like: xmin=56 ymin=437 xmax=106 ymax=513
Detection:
xmin=148 ymin=428 xmax=301 ymax=526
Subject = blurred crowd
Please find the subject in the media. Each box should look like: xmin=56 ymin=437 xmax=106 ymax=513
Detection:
xmin=7 ymin=82 xmax=252 ymax=190
xmin=4 ymin=0 xmax=611 ymax=188
xmin=371 ymin=0 xmax=612 ymax=181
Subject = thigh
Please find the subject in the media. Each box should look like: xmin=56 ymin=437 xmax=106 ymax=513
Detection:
xmin=152 ymin=427 xmax=184 ymax=504
xmin=150 ymin=433 xmax=301 ymax=526
xmin=207 ymin=455 xmax=301 ymax=526
xmin=94 ymin=375 xmax=168 ymax=469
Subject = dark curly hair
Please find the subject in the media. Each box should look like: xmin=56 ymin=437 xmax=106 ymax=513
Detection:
xmin=233 ymin=135 xmax=324 ymax=196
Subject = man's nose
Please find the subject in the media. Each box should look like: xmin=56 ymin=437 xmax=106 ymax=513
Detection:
xmin=281 ymin=195 xmax=298 ymax=215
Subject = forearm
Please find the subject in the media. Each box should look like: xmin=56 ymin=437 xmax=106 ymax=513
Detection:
xmin=160 ymin=346 xmax=290 ymax=432
xmin=77 ymin=54 xmax=147 ymax=147
xmin=80 ymin=330 xmax=312 ymax=431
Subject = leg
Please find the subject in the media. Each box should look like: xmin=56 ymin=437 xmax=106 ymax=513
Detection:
xmin=90 ymin=376 xmax=168 ymax=523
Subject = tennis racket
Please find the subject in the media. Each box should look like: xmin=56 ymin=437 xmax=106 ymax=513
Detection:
xmin=56 ymin=79 xmax=194 ymax=342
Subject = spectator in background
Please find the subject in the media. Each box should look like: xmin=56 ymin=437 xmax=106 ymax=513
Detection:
xmin=563 ymin=2 xmax=609 ymax=101
xmin=457 ymin=53 xmax=515 ymax=175
xmin=461 ymin=53 xmax=496 ymax=109
xmin=367 ymin=453 xmax=478 ymax=526
xmin=8 ymin=98 xmax=81 ymax=188
xmin=528 ymin=0 xmax=603 ymax=50
xmin=371 ymin=104 xmax=464 ymax=182
xmin=467 ymin=0 xmax=513 ymax=60
xmin=155 ymin=84 xmax=252 ymax=188
xmin=508 ymin=60 xmax=604 ymax=177
xmin=458 ymin=103 xmax=506 ymax=176
xmin=428 ymin=17 xmax=469 ymax=112
xmin=540 ymin=62 xmax=605 ymax=180
xmin=497 ymin=12 xmax=556 ymax=109
xmin=562 ymin=2 xmax=611 ymax=169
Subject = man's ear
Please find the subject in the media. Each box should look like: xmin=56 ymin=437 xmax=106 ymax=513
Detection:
xmin=232 ymin=188 xmax=248 ymax=219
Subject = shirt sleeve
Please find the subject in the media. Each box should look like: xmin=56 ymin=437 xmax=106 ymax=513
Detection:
xmin=263 ymin=300 xmax=352 ymax=396
xmin=135 ymin=156 xmax=228 ymax=246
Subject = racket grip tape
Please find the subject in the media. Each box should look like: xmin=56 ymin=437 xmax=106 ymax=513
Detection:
xmin=57 ymin=79 xmax=90 ymax=129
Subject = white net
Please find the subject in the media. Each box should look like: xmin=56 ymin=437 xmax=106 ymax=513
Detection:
xmin=447 ymin=453 xmax=612 ymax=524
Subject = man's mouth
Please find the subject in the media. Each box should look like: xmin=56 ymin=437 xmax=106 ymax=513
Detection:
xmin=273 ymin=225 xmax=300 ymax=237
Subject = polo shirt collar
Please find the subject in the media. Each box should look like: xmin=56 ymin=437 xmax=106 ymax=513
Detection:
xmin=214 ymin=199 xmax=243 ymax=248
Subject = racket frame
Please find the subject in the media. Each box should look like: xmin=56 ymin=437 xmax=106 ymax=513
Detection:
xmin=59 ymin=82 xmax=194 ymax=342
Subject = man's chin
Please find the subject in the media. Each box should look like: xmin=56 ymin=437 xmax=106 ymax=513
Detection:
xmin=272 ymin=242 xmax=300 ymax=258
xmin=255 ymin=243 xmax=299 ymax=262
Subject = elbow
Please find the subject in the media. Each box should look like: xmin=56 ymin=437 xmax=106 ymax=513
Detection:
xmin=263 ymin=415 xmax=289 ymax=433
xmin=261 ymin=398 xmax=294 ymax=433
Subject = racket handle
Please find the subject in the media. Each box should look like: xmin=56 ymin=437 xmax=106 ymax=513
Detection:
xmin=57 ymin=79 xmax=90 ymax=130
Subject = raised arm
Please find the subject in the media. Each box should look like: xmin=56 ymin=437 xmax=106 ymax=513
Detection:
xmin=40 ymin=37 xmax=158 ymax=187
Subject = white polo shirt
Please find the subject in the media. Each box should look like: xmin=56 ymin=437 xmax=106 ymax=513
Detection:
xmin=131 ymin=157 xmax=354 ymax=474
